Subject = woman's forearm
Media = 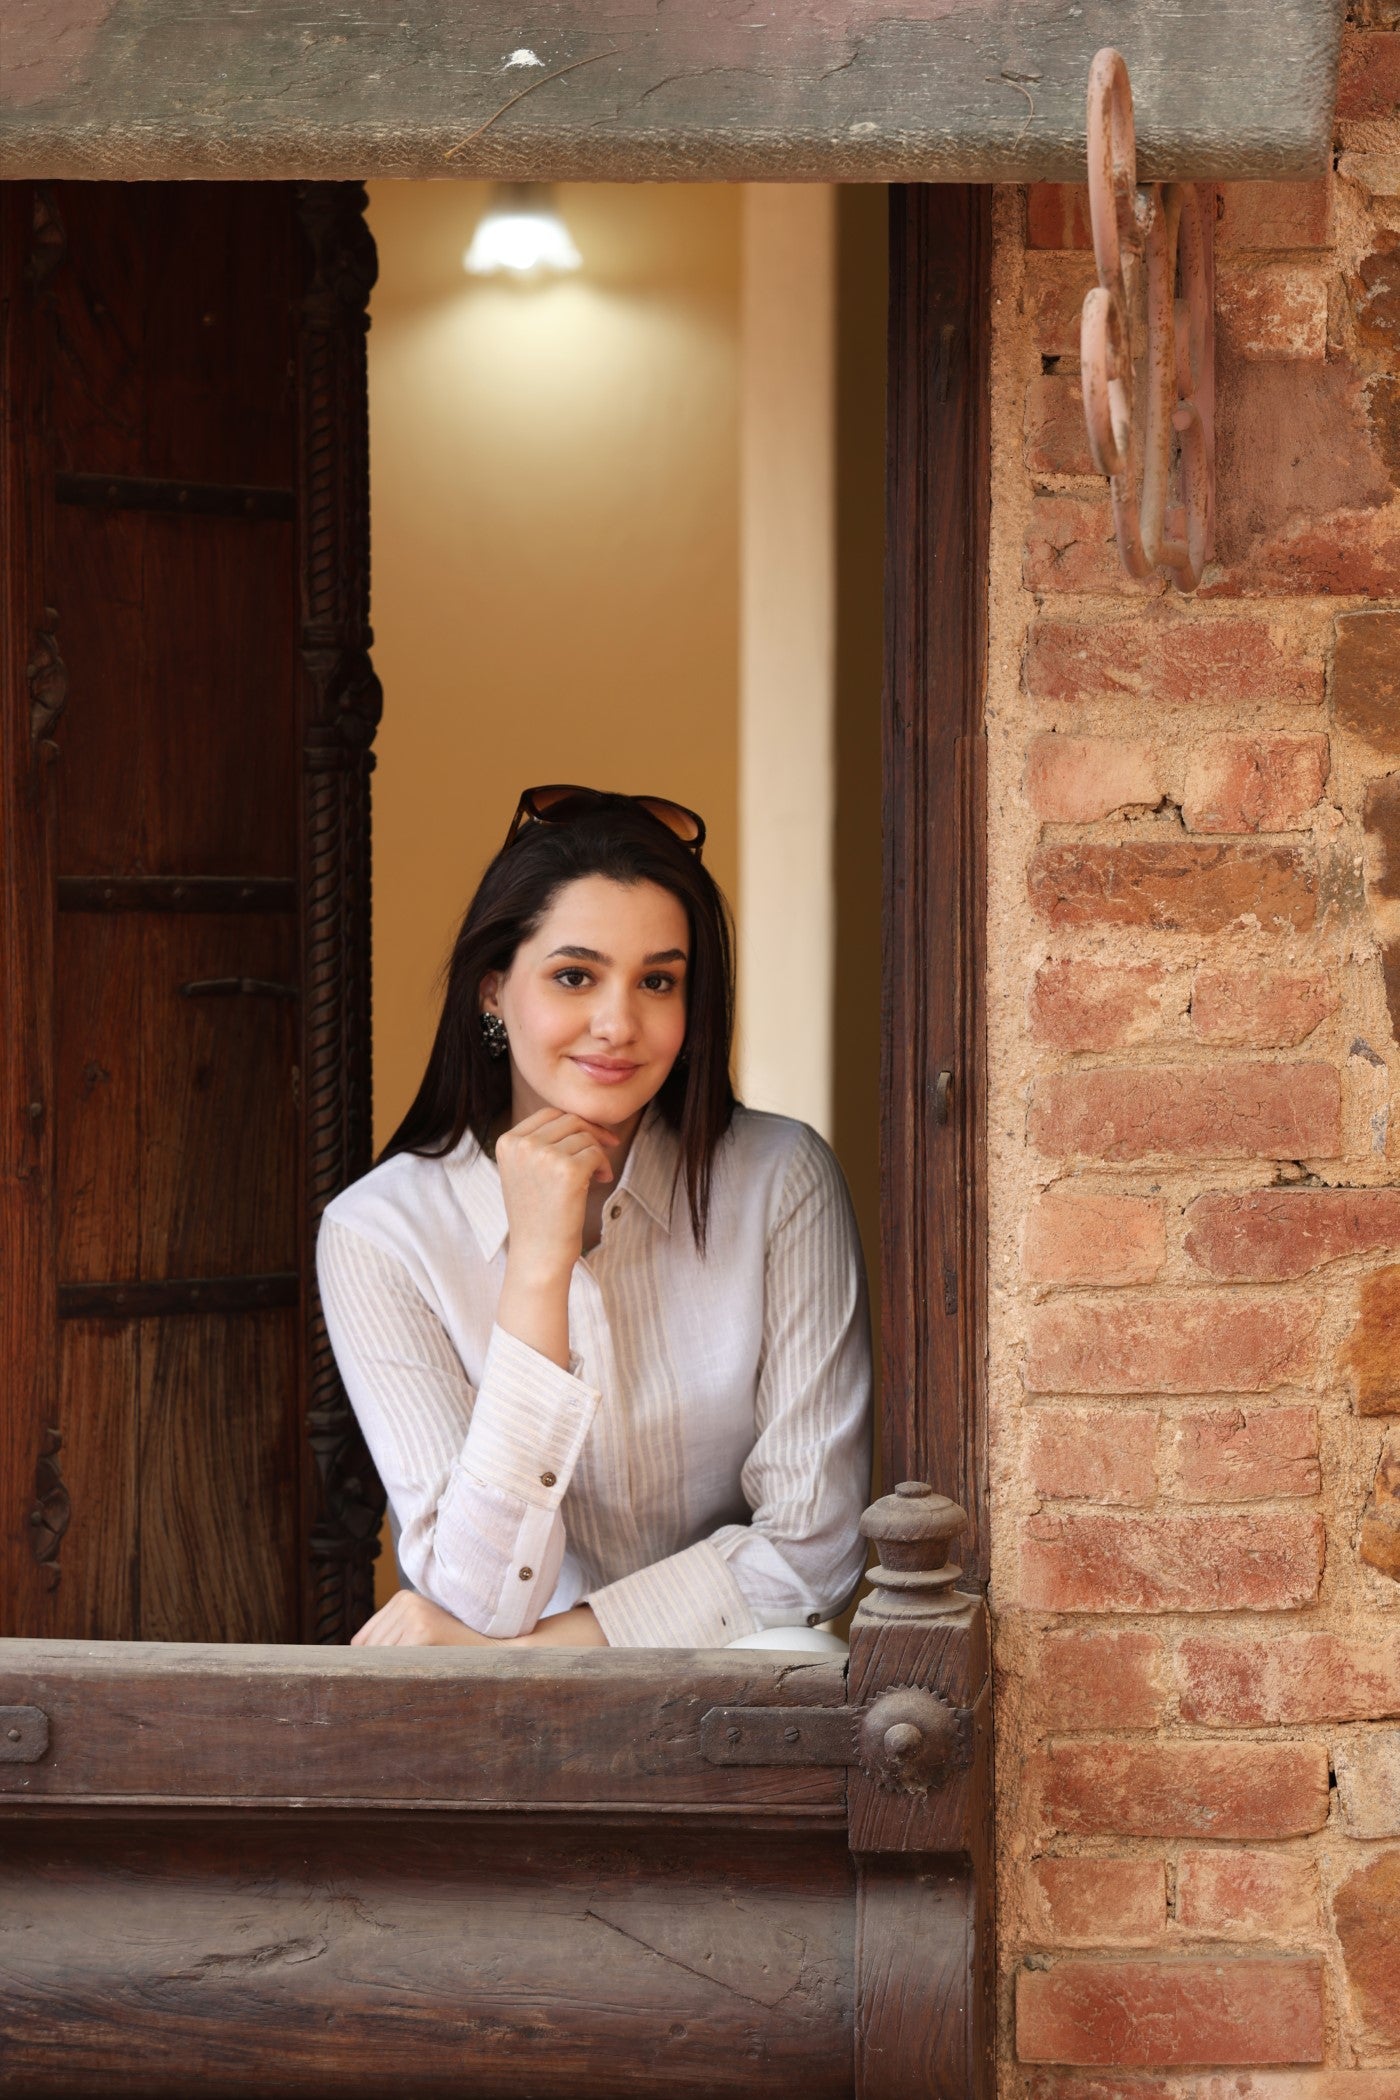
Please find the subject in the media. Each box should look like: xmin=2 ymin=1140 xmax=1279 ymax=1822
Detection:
xmin=505 ymin=1604 xmax=607 ymax=1648
xmin=494 ymin=1252 xmax=574 ymax=1370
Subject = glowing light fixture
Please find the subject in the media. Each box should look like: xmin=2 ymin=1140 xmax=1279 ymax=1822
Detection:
xmin=464 ymin=183 xmax=582 ymax=279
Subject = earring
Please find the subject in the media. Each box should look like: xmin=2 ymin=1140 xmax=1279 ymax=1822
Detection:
xmin=480 ymin=1011 xmax=509 ymax=1060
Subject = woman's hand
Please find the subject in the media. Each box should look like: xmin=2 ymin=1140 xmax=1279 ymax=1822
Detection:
xmin=494 ymin=1109 xmax=619 ymax=1369
xmin=350 ymin=1592 xmax=491 ymax=1647
xmin=495 ymin=1108 xmax=619 ymax=1278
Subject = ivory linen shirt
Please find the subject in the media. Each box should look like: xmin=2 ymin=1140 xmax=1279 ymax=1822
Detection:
xmin=316 ymin=1102 xmax=873 ymax=1648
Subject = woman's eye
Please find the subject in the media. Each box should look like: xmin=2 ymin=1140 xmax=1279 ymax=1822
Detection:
xmin=553 ymin=969 xmax=591 ymax=989
xmin=642 ymin=974 xmax=678 ymax=994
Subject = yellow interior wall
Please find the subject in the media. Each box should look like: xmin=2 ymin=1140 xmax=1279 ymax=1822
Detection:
xmin=365 ymin=180 xmax=742 ymax=1159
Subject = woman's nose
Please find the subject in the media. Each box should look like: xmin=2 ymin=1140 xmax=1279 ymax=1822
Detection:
xmin=590 ymin=995 xmax=638 ymax=1042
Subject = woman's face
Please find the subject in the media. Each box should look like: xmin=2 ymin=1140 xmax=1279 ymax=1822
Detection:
xmin=484 ymin=875 xmax=690 ymax=1130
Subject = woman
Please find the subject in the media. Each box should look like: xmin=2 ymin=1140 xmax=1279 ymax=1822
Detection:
xmin=317 ymin=784 xmax=873 ymax=1650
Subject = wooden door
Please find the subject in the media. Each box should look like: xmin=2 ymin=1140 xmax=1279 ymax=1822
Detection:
xmin=0 ymin=178 xmax=991 ymax=2097
xmin=0 ymin=181 xmax=384 ymax=1644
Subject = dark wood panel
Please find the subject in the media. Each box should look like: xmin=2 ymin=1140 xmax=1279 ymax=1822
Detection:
xmin=41 ymin=1323 xmax=139 ymax=1642
xmin=0 ymin=1818 xmax=854 ymax=2098
xmin=47 ymin=183 xmax=145 ymax=479
xmin=137 ymin=1312 xmax=299 ymax=1643
xmin=0 ymin=1646 xmax=849 ymax=1812
xmin=0 ymin=185 xmax=61 ymax=1638
xmin=882 ymin=187 xmax=991 ymax=1581
xmin=141 ymin=185 xmax=296 ymax=488
xmin=0 ymin=4 xmax=1340 ymax=183
xmin=54 ymin=911 xmax=141 ymax=1285
xmin=139 ymin=914 xmax=298 ymax=1279
xmin=140 ymin=513 xmax=297 ymax=876
xmin=48 ymin=502 xmax=146 ymax=879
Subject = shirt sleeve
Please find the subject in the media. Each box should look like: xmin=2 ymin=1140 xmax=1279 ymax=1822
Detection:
xmin=316 ymin=1214 xmax=601 ymax=1637
xmin=586 ymin=1125 xmax=874 ymax=1648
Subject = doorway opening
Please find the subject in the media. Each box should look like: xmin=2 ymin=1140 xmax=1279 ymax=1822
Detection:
xmin=364 ymin=180 xmax=889 ymax=1606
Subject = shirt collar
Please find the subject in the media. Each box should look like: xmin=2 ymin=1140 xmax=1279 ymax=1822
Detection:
xmin=446 ymin=1101 xmax=680 ymax=1262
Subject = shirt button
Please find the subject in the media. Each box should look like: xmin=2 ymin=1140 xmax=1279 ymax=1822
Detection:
xmin=519 ymin=1567 xmax=533 ymax=1581
xmin=610 ymin=1203 xmax=622 ymax=1220
xmin=807 ymin=1613 xmax=820 ymax=1626
xmin=540 ymin=1471 xmax=557 ymax=1489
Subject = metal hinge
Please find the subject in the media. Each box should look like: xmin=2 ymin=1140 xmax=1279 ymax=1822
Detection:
xmin=0 ymin=1706 xmax=49 ymax=1764
xmin=701 ymin=1685 xmax=973 ymax=1794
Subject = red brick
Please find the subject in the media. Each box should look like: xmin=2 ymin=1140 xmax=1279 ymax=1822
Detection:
xmin=1025 ymin=1408 xmax=1157 ymax=1505
xmin=1028 ymin=843 xmax=1318 ymax=935
xmin=1029 ymin=963 xmax=1175 ymax=1054
xmin=1022 ymin=1189 xmax=1166 ymax=1286
xmin=1026 ymin=736 xmax=1163 ymax=823
xmin=1217 ymin=179 xmax=1334 ymax=252
xmin=1025 ymin=494 xmax=1142 ymax=594
xmin=1027 ymin=1859 xmax=1165 ymax=1948
xmin=1023 ymin=253 xmax=1098 ymax=356
xmin=1333 ymin=610 xmax=1400 ymax=755
xmin=1024 ymin=1296 xmax=1321 ymax=1394
xmin=1026 ymin=375 xmax=1097 ymax=477
xmin=1177 ymin=1632 xmax=1400 ymax=1726
xmin=1029 ymin=1065 xmax=1340 ymax=1164
xmin=1035 ymin=1741 xmax=1330 ymax=1840
xmin=1185 ymin=1190 xmax=1400 ymax=1280
xmin=1215 ymin=265 xmax=1329 ymax=361
xmin=1175 ymin=1851 xmax=1319 ymax=1939
xmin=1019 ymin=1510 xmax=1325 ymax=1613
xmin=1342 ymin=1266 xmax=1400 ymax=1415
xmin=1016 ymin=1957 xmax=1325 ymax=2067
xmin=1332 ymin=1730 xmax=1400 ymax=1839
xmin=1335 ymin=1853 xmax=1400 ymax=2050
xmin=1201 ymin=506 xmax=1400 ymax=603
xmin=1337 ymin=28 xmax=1400 ymax=121
xmin=1182 ymin=736 xmax=1328 ymax=834
xmin=1027 ymin=184 xmax=1093 ymax=250
xmin=1025 ymin=614 xmax=1323 ymax=710
xmin=1035 ymin=1628 xmax=1168 ymax=1732
xmin=1360 ymin=1432 xmax=1400 ymax=1582
xmin=1170 ymin=1406 xmax=1320 ymax=1502
xmin=1189 ymin=967 xmax=1337 ymax=1049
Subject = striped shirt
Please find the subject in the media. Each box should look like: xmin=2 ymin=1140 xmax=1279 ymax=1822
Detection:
xmin=316 ymin=1103 xmax=873 ymax=1647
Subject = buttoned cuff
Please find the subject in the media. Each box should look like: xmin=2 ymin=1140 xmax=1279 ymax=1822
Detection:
xmin=587 ymin=1540 xmax=758 ymax=1649
xmin=463 ymin=1323 xmax=601 ymax=1507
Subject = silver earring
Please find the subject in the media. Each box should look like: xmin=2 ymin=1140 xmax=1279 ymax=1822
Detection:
xmin=480 ymin=1011 xmax=509 ymax=1060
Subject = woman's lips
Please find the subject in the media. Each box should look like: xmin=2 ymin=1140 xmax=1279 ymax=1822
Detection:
xmin=570 ymin=1056 xmax=642 ymax=1085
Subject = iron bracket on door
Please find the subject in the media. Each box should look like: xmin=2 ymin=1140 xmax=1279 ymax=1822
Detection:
xmin=700 ymin=1682 xmax=974 ymax=1794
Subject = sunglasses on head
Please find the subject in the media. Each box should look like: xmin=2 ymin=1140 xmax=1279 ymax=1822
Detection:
xmin=503 ymin=783 xmax=707 ymax=858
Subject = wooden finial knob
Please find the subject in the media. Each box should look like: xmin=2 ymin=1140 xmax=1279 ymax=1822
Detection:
xmin=858 ymin=1482 xmax=967 ymax=1622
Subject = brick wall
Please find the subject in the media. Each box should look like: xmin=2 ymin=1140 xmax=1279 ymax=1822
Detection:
xmin=989 ymin=15 xmax=1400 ymax=2090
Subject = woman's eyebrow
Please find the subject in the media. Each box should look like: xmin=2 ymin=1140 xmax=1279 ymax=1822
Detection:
xmin=545 ymin=945 xmax=688 ymax=966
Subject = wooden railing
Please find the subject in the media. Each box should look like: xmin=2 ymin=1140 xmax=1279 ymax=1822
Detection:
xmin=0 ymin=1483 xmax=991 ymax=2097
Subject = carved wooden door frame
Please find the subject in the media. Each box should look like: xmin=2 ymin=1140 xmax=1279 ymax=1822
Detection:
xmin=882 ymin=186 xmax=991 ymax=1579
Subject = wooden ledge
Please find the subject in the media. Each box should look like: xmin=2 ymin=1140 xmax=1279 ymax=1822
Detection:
xmin=0 ymin=0 xmax=1340 ymax=184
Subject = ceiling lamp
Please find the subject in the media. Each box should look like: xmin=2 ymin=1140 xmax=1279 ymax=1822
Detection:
xmin=464 ymin=183 xmax=582 ymax=279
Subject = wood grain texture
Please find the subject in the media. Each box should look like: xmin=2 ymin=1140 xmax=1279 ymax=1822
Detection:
xmin=0 ymin=2 xmax=1339 ymax=183
xmin=47 ymin=1324 xmax=138 ymax=1640
xmin=0 ymin=186 xmax=61 ymax=1638
xmin=137 ymin=1313 xmax=299 ymax=1643
xmin=0 ymin=1645 xmax=850 ymax=1813
xmin=0 ymin=1817 xmax=854 ymax=2097
xmin=882 ymin=186 xmax=992 ymax=1580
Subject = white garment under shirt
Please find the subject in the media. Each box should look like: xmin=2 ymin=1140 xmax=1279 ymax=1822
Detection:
xmin=316 ymin=1102 xmax=873 ymax=1648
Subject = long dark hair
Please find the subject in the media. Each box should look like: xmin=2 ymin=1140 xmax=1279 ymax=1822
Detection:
xmin=379 ymin=802 xmax=737 ymax=1247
